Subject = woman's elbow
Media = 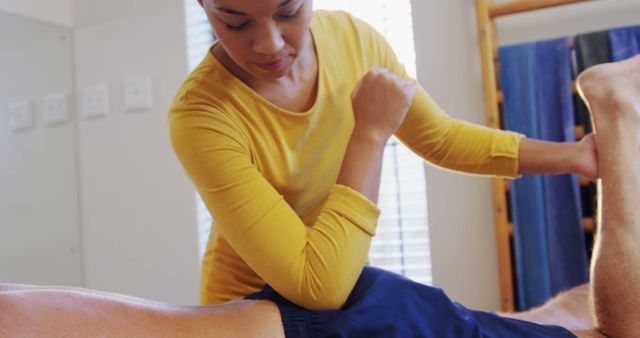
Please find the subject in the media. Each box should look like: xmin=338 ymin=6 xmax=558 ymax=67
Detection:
xmin=286 ymin=282 xmax=352 ymax=310
xmin=294 ymin=291 xmax=349 ymax=311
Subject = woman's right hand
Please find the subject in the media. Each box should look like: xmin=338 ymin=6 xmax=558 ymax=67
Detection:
xmin=351 ymin=68 xmax=417 ymax=143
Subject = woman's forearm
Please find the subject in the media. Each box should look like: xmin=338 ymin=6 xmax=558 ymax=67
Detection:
xmin=337 ymin=68 xmax=416 ymax=203
xmin=517 ymin=138 xmax=579 ymax=175
xmin=336 ymin=129 xmax=387 ymax=204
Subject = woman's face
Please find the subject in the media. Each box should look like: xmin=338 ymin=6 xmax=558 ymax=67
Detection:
xmin=199 ymin=0 xmax=314 ymax=80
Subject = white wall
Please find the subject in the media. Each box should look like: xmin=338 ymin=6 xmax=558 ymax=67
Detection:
xmin=410 ymin=0 xmax=502 ymax=311
xmin=0 ymin=11 xmax=82 ymax=286
xmin=0 ymin=0 xmax=73 ymax=27
xmin=410 ymin=0 xmax=640 ymax=310
xmin=73 ymin=0 xmax=200 ymax=304
xmin=496 ymin=0 xmax=640 ymax=46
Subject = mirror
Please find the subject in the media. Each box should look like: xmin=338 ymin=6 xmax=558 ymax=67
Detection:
xmin=0 ymin=10 xmax=82 ymax=286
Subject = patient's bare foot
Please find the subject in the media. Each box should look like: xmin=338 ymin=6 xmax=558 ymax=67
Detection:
xmin=577 ymin=55 xmax=640 ymax=131
xmin=577 ymin=54 xmax=640 ymax=338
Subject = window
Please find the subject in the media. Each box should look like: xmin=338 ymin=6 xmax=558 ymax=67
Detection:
xmin=184 ymin=0 xmax=432 ymax=285
xmin=183 ymin=1 xmax=214 ymax=71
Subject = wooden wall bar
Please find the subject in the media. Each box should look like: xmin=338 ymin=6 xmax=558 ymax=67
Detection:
xmin=490 ymin=0 xmax=590 ymax=18
xmin=475 ymin=0 xmax=516 ymax=312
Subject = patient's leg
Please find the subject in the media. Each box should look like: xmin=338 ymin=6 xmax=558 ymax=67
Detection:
xmin=503 ymin=283 xmax=593 ymax=331
xmin=0 ymin=284 xmax=285 ymax=338
xmin=505 ymin=55 xmax=640 ymax=338
xmin=577 ymin=54 xmax=640 ymax=338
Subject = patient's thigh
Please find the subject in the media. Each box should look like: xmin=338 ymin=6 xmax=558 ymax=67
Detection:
xmin=571 ymin=329 xmax=607 ymax=338
xmin=500 ymin=284 xmax=593 ymax=331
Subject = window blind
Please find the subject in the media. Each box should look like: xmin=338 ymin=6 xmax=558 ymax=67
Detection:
xmin=184 ymin=0 xmax=432 ymax=285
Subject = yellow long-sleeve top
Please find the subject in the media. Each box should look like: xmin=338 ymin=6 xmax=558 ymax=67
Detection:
xmin=169 ymin=10 xmax=523 ymax=310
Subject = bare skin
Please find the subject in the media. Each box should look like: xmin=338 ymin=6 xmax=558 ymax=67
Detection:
xmin=518 ymin=134 xmax=599 ymax=180
xmin=578 ymin=54 xmax=640 ymax=338
xmin=0 ymin=284 xmax=284 ymax=338
xmin=555 ymin=53 xmax=640 ymax=338
xmin=504 ymin=283 xmax=593 ymax=331
xmin=337 ymin=68 xmax=417 ymax=203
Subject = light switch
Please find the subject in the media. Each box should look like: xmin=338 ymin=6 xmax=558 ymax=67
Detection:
xmin=44 ymin=92 xmax=69 ymax=125
xmin=82 ymin=84 xmax=109 ymax=118
xmin=124 ymin=77 xmax=152 ymax=112
xmin=8 ymin=100 xmax=34 ymax=131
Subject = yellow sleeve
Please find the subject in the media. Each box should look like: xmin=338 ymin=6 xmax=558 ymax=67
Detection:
xmin=397 ymin=87 xmax=524 ymax=178
xmin=169 ymin=105 xmax=380 ymax=310
xmin=365 ymin=20 xmax=524 ymax=178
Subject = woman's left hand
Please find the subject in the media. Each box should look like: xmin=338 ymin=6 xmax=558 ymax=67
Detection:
xmin=574 ymin=133 xmax=599 ymax=181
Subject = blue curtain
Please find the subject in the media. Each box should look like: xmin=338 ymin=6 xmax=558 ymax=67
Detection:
xmin=609 ymin=25 xmax=640 ymax=61
xmin=499 ymin=38 xmax=588 ymax=311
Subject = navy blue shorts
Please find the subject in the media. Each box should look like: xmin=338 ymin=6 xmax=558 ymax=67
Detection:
xmin=247 ymin=266 xmax=577 ymax=338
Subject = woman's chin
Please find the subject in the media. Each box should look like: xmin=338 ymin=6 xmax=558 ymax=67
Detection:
xmin=249 ymin=56 xmax=295 ymax=80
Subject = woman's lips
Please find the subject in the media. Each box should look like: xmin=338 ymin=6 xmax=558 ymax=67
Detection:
xmin=254 ymin=56 xmax=289 ymax=72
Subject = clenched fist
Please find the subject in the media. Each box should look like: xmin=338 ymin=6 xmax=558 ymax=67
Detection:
xmin=351 ymin=68 xmax=417 ymax=143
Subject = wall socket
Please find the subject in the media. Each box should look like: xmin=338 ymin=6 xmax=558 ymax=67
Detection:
xmin=82 ymin=84 xmax=109 ymax=118
xmin=124 ymin=77 xmax=152 ymax=112
xmin=8 ymin=100 xmax=34 ymax=131
xmin=44 ymin=92 xmax=69 ymax=125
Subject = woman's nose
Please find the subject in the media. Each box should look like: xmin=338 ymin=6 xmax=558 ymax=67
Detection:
xmin=253 ymin=24 xmax=285 ymax=55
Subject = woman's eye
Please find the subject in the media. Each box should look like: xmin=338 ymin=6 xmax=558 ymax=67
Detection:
xmin=224 ymin=22 xmax=249 ymax=32
xmin=278 ymin=8 xmax=301 ymax=21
